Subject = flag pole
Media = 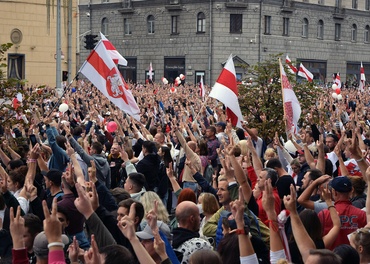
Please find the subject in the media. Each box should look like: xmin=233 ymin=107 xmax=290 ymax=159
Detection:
xmin=192 ymin=94 xmax=210 ymax=122
xmin=47 ymin=72 xmax=79 ymax=117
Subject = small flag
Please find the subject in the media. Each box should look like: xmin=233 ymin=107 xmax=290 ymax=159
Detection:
xmin=100 ymin=32 xmax=128 ymax=66
xmin=335 ymin=72 xmax=341 ymax=88
xmin=298 ymin=63 xmax=313 ymax=82
xmin=285 ymin=55 xmax=298 ymax=74
xmin=359 ymin=62 xmax=366 ymax=91
xmin=149 ymin=62 xmax=153 ymax=81
xmin=199 ymin=75 xmax=205 ymax=100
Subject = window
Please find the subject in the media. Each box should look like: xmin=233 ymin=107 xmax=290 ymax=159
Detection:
xmin=195 ymin=71 xmax=205 ymax=85
xmin=317 ymin=20 xmax=324 ymax=39
xmin=102 ymin=0 xmax=109 ymax=2
xmin=318 ymin=0 xmax=324 ymax=4
xmin=230 ymin=14 xmax=242 ymax=33
xmin=335 ymin=23 xmax=341 ymax=40
xmin=171 ymin=16 xmax=178 ymax=34
xmin=101 ymin=17 xmax=109 ymax=35
xmin=365 ymin=25 xmax=370 ymax=43
xmin=351 ymin=24 xmax=357 ymax=42
xmin=335 ymin=0 xmax=341 ymax=7
xmin=352 ymin=0 xmax=358 ymax=9
xmin=302 ymin=18 xmax=308 ymax=38
xmin=147 ymin=15 xmax=155 ymax=34
xmin=264 ymin=16 xmax=271 ymax=34
xmin=283 ymin=17 xmax=289 ymax=36
xmin=197 ymin=12 xmax=206 ymax=33
xmin=124 ymin=18 xmax=132 ymax=35
xmin=366 ymin=0 xmax=370 ymax=10
xmin=122 ymin=0 xmax=131 ymax=8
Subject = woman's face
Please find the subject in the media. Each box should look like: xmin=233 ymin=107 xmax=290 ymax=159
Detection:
xmin=7 ymin=178 xmax=16 ymax=192
xmin=157 ymin=147 xmax=163 ymax=157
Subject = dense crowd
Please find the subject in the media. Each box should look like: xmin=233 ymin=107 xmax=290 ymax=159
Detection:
xmin=1 ymin=81 xmax=370 ymax=264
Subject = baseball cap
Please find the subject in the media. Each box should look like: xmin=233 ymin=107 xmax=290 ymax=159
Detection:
xmin=330 ymin=176 xmax=352 ymax=193
xmin=296 ymin=149 xmax=304 ymax=156
xmin=136 ymin=221 xmax=172 ymax=243
xmin=216 ymin=122 xmax=226 ymax=129
xmin=43 ymin=169 xmax=63 ymax=186
xmin=33 ymin=231 xmax=69 ymax=258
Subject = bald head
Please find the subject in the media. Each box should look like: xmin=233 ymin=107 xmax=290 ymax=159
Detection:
xmin=176 ymin=201 xmax=200 ymax=231
xmin=187 ymin=141 xmax=197 ymax=152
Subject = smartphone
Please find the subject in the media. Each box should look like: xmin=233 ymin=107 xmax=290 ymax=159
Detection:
xmin=29 ymin=134 xmax=38 ymax=147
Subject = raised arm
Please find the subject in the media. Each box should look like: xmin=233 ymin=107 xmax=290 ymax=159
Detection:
xmin=321 ymin=184 xmax=340 ymax=248
xmin=297 ymin=175 xmax=331 ymax=210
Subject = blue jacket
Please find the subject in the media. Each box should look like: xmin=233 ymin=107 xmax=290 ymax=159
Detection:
xmin=46 ymin=126 xmax=69 ymax=171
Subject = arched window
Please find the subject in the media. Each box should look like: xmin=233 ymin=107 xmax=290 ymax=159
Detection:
xmin=317 ymin=20 xmax=324 ymax=39
xmin=197 ymin=12 xmax=206 ymax=33
xmin=101 ymin=17 xmax=109 ymax=35
xmin=365 ymin=25 xmax=370 ymax=43
xmin=302 ymin=18 xmax=308 ymax=38
xmin=352 ymin=24 xmax=357 ymax=42
xmin=147 ymin=15 xmax=155 ymax=34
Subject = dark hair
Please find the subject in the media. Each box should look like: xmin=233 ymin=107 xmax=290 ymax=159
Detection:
xmin=160 ymin=146 xmax=173 ymax=168
xmin=299 ymin=209 xmax=322 ymax=242
xmin=142 ymin=140 xmax=156 ymax=154
xmin=262 ymin=168 xmax=278 ymax=187
xmin=198 ymin=140 xmax=208 ymax=156
xmin=207 ymin=126 xmax=216 ymax=135
xmin=92 ymin=142 xmax=103 ymax=154
xmin=57 ymin=205 xmax=70 ymax=222
xmin=308 ymin=249 xmax=342 ymax=264
xmin=100 ymin=244 xmax=134 ymax=264
xmin=128 ymin=173 xmax=146 ymax=191
xmin=56 ymin=135 xmax=67 ymax=150
xmin=235 ymin=128 xmax=246 ymax=140
xmin=8 ymin=165 xmax=27 ymax=189
xmin=8 ymin=159 xmax=24 ymax=170
xmin=266 ymin=158 xmax=282 ymax=169
xmin=308 ymin=169 xmax=323 ymax=182
xmin=110 ymin=188 xmax=131 ymax=204
xmin=118 ymin=198 xmax=145 ymax=223
xmin=326 ymin=133 xmax=339 ymax=143
xmin=72 ymin=126 xmax=83 ymax=137
xmin=149 ymin=126 xmax=157 ymax=137
xmin=24 ymin=214 xmax=43 ymax=238
xmin=349 ymin=176 xmax=366 ymax=196
xmin=190 ymin=249 xmax=222 ymax=264
xmin=324 ymin=159 xmax=333 ymax=176
xmin=333 ymin=244 xmax=360 ymax=264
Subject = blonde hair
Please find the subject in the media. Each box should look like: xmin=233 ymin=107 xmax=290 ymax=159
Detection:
xmin=140 ymin=191 xmax=169 ymax=223
xmin=201 ymin=193 xmax=220 ymax=215
xmin=239 ymin=140 xmax=249 ymax=156
xmin=264 ymin=148 xmax=277 ymax=161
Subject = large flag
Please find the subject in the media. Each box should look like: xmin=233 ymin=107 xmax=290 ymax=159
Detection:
xmin=79 ymin=39 xmax=140 ymax=120
xmin=279 ymin=59 xmax=301 ymax=134
xmin=359 ymin=62 xmax=366 ymax=91
xmin=149 ymin=62 xmax=153 ymax=81
xmin=334 ymin=72 xmax=341 ymax=88
xmin=100 ymin=33 xmax=128 ymax=66
xmin=209 ymin=54 xmax=243 ymax=128
xmin=297 ymin=63 xmax=313 ymax=82
xmin=199 ymin=75 xmax=206 ymax=100
xmin=285 ymin=55 xmax=298 ymax=74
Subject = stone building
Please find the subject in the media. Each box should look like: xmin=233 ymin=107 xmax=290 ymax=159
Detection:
xmin=0 ymin=0 xmax=78 ymax=87
xmin=78 ymin=0 xmax=370 ymax=86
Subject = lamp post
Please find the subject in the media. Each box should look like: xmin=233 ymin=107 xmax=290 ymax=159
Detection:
xmin=56 ymin=0 xmax=62 ymax=96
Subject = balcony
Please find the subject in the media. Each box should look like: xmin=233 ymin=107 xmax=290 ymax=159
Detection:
xmin=225 ymin=0 xmax=248 ymax=9
xmin=332 ymin=7 xmax=345 ymax=19
xmin=281 ymin=0 xmax=294 ymax=13
xmin=118 ymin=0 xmax=134 ymax=13
xmin=165 ymin=0 xmax=182 ymax=11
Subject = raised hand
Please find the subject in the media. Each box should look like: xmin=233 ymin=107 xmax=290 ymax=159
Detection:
xmin=262 ymin=179 xmax=276 ymax=219
xmin=147 ymin=200 xmax=158 ymax=232
xmin=283 ymin=184 xmax=297 ymax=214
xmin=89 ymin=160 xmax=97 ymax=183
xmin=74 ymin=183 xmax=94 ymax=219
xmin=117 ymin=202 xmax=137 ymax=241
xmin=230 ymin=187 xmax=245 ymax=225
xmin=42 ymin=198 xmax=63 ymax=244
xmin=84 ymin=235 xmax=102 ymax=264
xmin=10 ymin=206 xmax=25 ymax=249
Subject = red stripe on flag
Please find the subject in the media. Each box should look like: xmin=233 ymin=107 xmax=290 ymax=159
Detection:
xmin=103 ymin=40 xmax=117 ymax=51
xmin=216 ymin=68 xmax=238 ymax=95
xmin=87 ymin=50 xmax=111 ymax=78
xmin=226 ymin=108 xmax=238 ymax=127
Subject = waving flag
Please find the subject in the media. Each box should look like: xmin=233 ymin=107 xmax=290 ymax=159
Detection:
xmin=209 ymin=54 xmax=243 ymax=128
xmin=334 ymin=72 xmax=341 ymax=88
xmin=285 ymin=55 xmax=298 ymax=74
xmin=279 ymin=59 xmax=301 ymax=134
xmin=359 ymin=62 xmax=366 ymax=91
xmin=199 ymin=75 xmax=206 ymax=100
xmin=100 ymin=33 xmax=127 ymax=66
xmin=79 ymin=39 xmax=140 ymax=120
xmin=298 ymin=63 xmax=313 ymax=82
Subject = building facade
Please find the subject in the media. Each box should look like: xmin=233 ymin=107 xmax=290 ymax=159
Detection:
xmin=78 ymin=0 xmax=370 ymax=86
xmin=0 ymin=0 xmax=78 ymax=87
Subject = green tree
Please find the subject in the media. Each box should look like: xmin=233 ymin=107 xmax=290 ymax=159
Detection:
xmin=239 ymin=54 xmax=324 ymax=143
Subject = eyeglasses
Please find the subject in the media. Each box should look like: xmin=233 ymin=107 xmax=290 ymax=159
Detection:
xmin=347 ymin=227 xmax=370 ymax=241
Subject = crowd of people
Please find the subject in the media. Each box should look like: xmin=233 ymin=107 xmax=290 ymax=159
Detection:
xmin=1 ymin=80 xmax=370 ymax=264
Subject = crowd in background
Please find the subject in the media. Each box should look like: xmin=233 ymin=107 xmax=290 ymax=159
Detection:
xmin=1 ymin=81 xmax=370 ymax=264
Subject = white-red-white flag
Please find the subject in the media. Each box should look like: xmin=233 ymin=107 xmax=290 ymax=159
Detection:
xmin=359 ymin=62 xmax=366 ymax=91
xmin=297 ymin=63 xmax=313 ymax=82
xmin=285 ymin=55 xmax=298 ymax=74
xmin=79 ymin=40 xmax=140 ymax=120
xmin=335 ymin=72 xmax=341 ymax=88
xmin=279 ymin=59 xmax=301 ymax=134
xmin=199 ymin=75 xmax=205 ymax=100
xmin=149 ymin=62 xmax=153 ymax=81
xmin=209 ymin=54 xmax=243 ymax=128
xmin=100 ymin=33 xmax=128 ymax=66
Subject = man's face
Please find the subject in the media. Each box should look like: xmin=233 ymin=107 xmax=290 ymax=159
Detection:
xmin=217 ymin=180 xmax=231 ymax=205
xmin=110 ymin=144 xmax=120 ymax=155
xmin=257 ymin=170 xmax=268 ymax=191
xmin=206 ymin=129 xmax=213 ymax=138
xmin=117 ymin=206 xmax=129 ymax=222
xmin=216 ymin=125 xmax=223 ymax=133
xmin=57 ymin=212 xmax=69 ymax=230
xmin=23 ymin=227 xmax=35 ymax=252
xmin=141 ymin=239 xmax=156 ymax=258
xmin=297 ymin=153 xmax=306 ymax=164
xmin=301 ymin=172 xmax=312 ymax=190
xmin=124 ymin=177 xmax=133 ymax=192
xmin=325 ymin=137 xmax=337 ymax=150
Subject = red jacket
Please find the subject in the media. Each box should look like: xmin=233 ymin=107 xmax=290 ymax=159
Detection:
xmin=318 ymin=200 xmax=367 ymax=250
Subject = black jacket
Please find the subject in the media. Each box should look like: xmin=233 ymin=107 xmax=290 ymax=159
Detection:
xmin=136 ymin=153 xmax=160 ymax=191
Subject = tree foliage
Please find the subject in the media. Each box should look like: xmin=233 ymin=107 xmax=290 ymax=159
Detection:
xmin=239 ymin=54 xmax=324 ymax=143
